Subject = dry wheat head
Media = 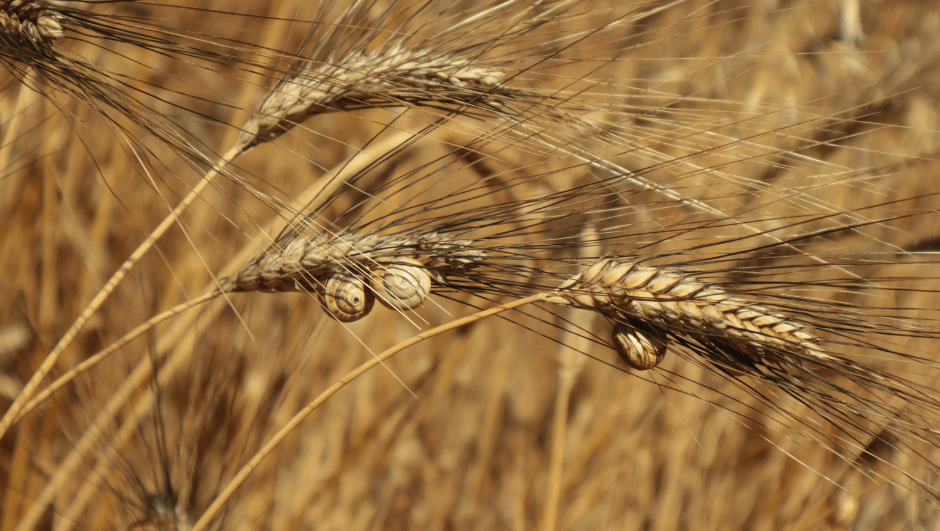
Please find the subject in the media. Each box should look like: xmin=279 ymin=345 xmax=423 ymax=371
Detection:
xmin=548 ymin=258 xmax=830 ymax=369
xmin=0 ymin=0 xmax=63 ymax=51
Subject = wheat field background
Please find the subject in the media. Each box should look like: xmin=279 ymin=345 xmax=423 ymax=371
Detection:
xmin=2 ymin=1 xmax=940 ymax=529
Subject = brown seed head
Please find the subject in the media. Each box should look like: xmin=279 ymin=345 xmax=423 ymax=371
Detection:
xmin=239 ymin=45 xmax=504 ymax=148
xmin=0 ymin=0 xmax=64 ymax=51
xmin=233 ymin=232 xmax=483 ymax=294
xmin=550 ymin=258 xmax=831 ymax=366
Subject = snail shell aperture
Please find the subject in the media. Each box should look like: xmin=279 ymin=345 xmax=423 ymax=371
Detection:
xmin=318 ymin=272 xmax=374 ymax=322
xmin=612 ymin=322 xmax=668 ymax=370
xmin=372 ymin=258 xmax=432 ymax=312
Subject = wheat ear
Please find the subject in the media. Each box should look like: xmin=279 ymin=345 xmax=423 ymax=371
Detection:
xmin=546 ymin=258 xmax=828 ymax=367
xmin=0 ymin=0 xmax=63 ymax=50
xmin=233 ymin=231 xmax=484 ymax=293
xmin=240 ymin=45 xmax=506 ymax=147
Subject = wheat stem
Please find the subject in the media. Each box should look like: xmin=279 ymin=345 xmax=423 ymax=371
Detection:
xmin=14 ymin=290 xmax=220 ymax=423
xmin=0 ymin=69 xmax=33 ymax=223
xmin=543 ymin=232 xmax=595 ymax=531
xmin=190 ymin=292 xmax=549 ymax=531
xmin=543 ymin=373 xmax=572 ymax=531
xmin=0 ymin=144 xmax=245 ymax=442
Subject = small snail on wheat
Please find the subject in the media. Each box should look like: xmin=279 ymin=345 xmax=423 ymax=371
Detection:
xmin=371 ymin=257 xmax=432 ymax=312
xmin=612 ymin=322 xmax=668 ymax=370
xmin=318 ymin=272 xmax=375 ymax=322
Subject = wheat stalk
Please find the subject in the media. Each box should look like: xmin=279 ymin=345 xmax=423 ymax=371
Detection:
xmin=190 ymin=292 xmax=551 ymax=531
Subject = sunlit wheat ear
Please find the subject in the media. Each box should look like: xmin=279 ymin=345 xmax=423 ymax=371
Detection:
xmin=545 ymin=258 xmax=829 ymax=368
xmin=239 ymin=46 xmax=507 ymax=148
xmin=235 ymin=0 xmax=580 ymax=149
xmin=0 ymin=0 xmax=64 ymax=50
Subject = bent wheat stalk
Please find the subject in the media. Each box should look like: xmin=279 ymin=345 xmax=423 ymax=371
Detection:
xmin=191 ymin=292 xmax=550 ymax=531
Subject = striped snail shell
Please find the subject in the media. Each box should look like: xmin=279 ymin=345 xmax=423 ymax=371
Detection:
xmin=612 ymin=322 xmax=668 ymax=370
xmin=318 ymin=272 xmax=375 ymax=322
xmin=372 ymin=258 xmax=432 ymax=312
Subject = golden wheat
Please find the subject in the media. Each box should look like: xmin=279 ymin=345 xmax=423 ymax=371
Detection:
xmin=3 ymin=1 xmax=940 ymax=530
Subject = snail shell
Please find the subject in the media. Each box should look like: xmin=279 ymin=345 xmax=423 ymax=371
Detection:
xmin=372 ymin=258 xmax=432 ymax=312
xmin=318 ymin=272 xmax=374 ymax=322
xmin=612 ymin=322 xmax=668 ymax=370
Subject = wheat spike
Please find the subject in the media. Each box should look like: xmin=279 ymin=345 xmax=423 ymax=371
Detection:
xmin=239 ymin=44 xmax=506 ymax=147
xmin=548 ymin=258 xmax=830 ymax=366
xmin=0 ymin=0 xmax=63 ymax=49
xmin=234 ymin=231 xmax=484 ymax=293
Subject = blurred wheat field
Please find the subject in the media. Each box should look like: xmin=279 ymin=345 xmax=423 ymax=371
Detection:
xmin=2 ymin=0 xmax=940 ymax=529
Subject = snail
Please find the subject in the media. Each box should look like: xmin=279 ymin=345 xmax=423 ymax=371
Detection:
xmin=371 ymin=257 xmax=432 ymax=312
xmin=612 ymin=321 xmax=668 ymax=370
xmin=317 ymin=272 xmax=375 ymax=322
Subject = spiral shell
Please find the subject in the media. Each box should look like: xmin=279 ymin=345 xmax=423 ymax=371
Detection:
xmin=372 ymin=258 xmax=432 ymax=312
xmin=318 ymin=272 xmax=374 ymax=322
xmin=612 ymin=322 xmax=668 ymax=370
